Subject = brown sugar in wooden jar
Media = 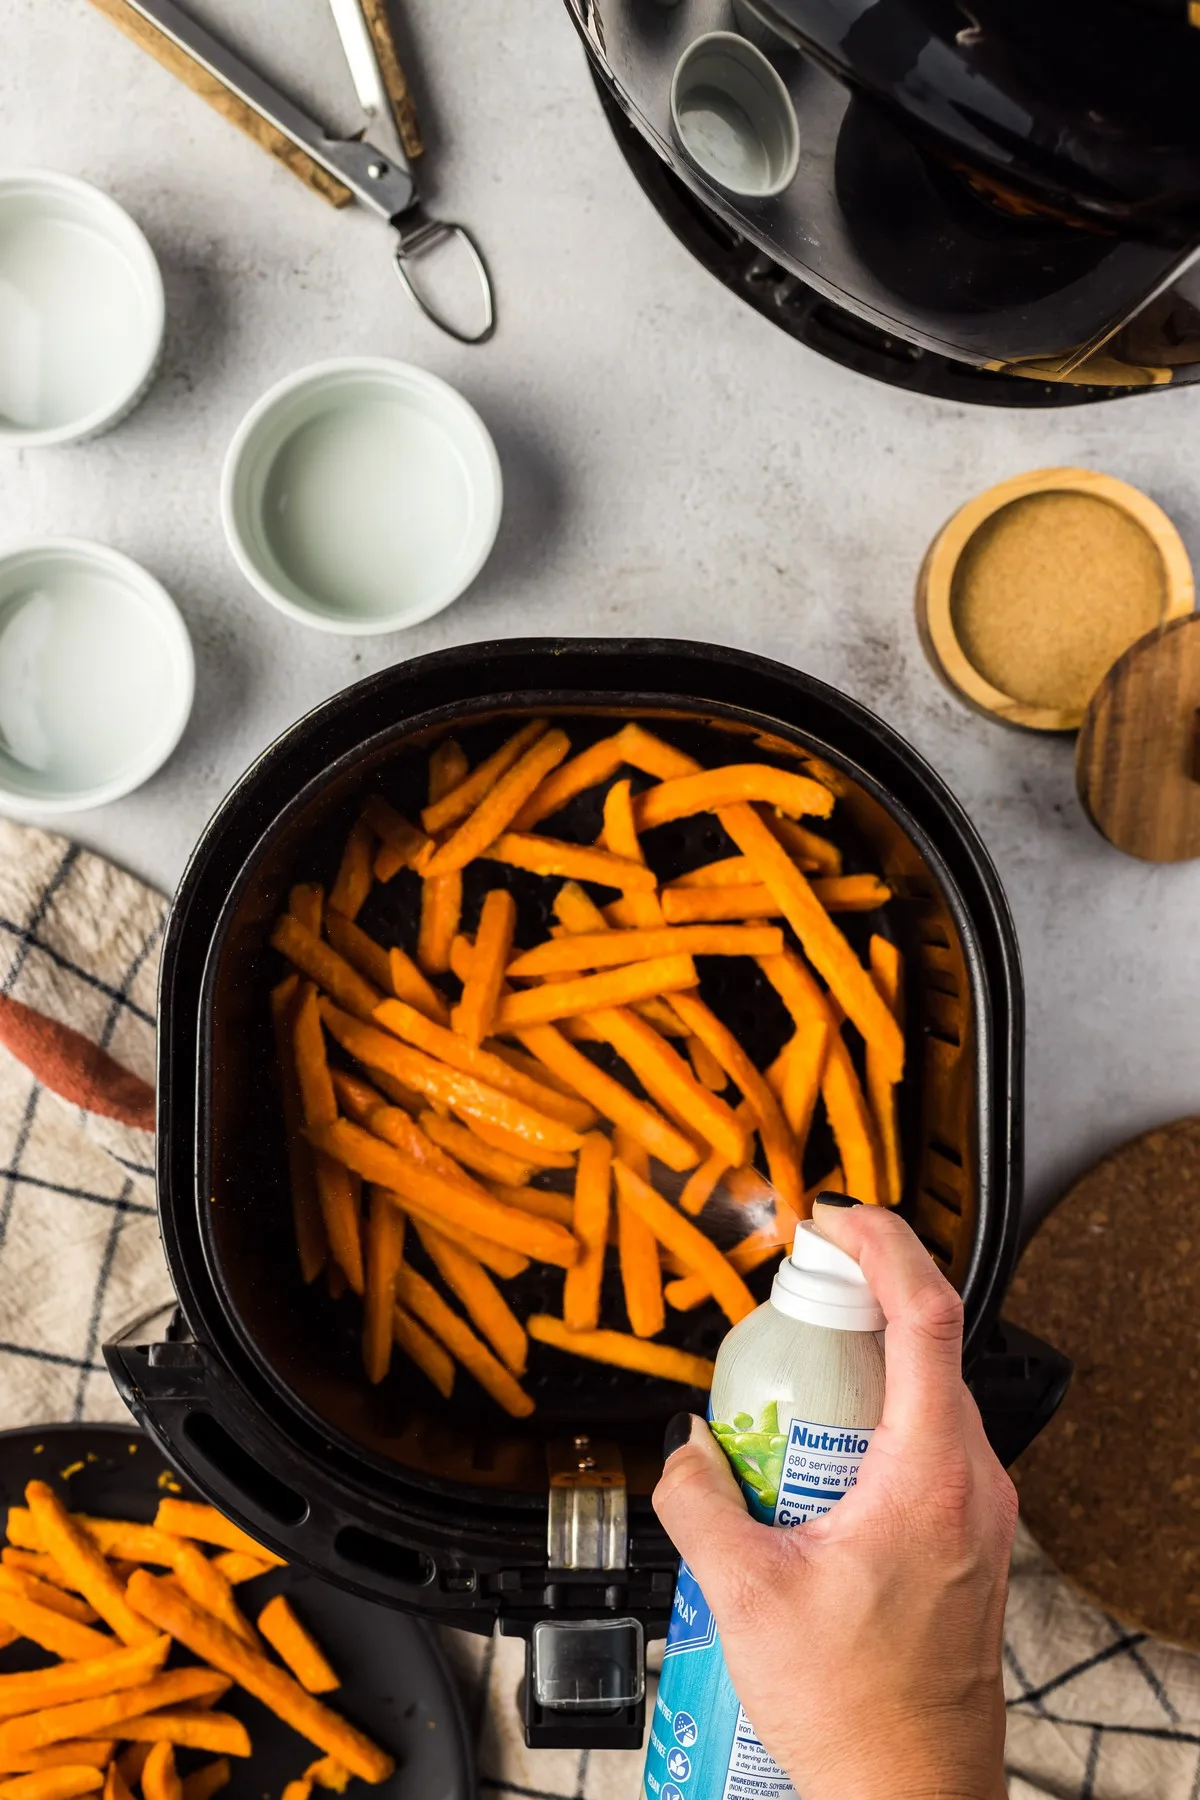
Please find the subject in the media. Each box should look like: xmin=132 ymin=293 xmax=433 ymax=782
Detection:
xmin=916 ymin=467 xmax=1194 ymax=732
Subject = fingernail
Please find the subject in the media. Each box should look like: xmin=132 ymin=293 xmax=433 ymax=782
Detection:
xmin=813 ymin=1193 xmax=864 ymax=1209
xmin=663 ymin=1412 xmax=696 ymax=1462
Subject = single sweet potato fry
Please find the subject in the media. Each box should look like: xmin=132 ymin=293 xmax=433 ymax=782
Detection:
xmin=584 ymin=1007 xmax=748 ymax=1169
xmin=661 ymin=876 xmax=890 ymax=923
xmin=496 ymin=956 xmax=699 ymax=1031
xmin=678 ymin=1148 xmax=730 ymax=1218
xmin=481 ymin=834 xmax=656 ymax=894
xmin=414 ymin=1224 xmax=528 ymax=1376
xmin=141 ymin=1741 xmax=181 ymax=1800
xmin=614 ymin=1133 xmax=663 ymax=1339
xmin=360 ymin=799 xmax=432 ymax=883
xmin=510 ymin=732 xmax=631 ymax=830
xmin=421 ymin=722 xmax=546 ymax=835
xmin=868 ymin=935 xmax=905 ymax=1207
xmin=386 ymin=948 xmax=450 ymax=1026
xmin=211 ymin=1555 xmax=271 ymax=1587
xmin=24 ymin=1486 xmax=156 ymax=1650
xmin=271 ymin=917 xmax=382 ymax=1024
xmin=257 ymin=1596 xmax=339 ymax=1695
xmin=766 ymin=814 xmax=843 ymax=876
xmin=612 ymin=1159 xmax=756 ymax=1325
xmin=757 ymin=950 xmax=883 ymax=1206
xmin=726 ymin=807 xmax=903 ymax=1083
xmin=288 ymin=885 xmax=324 ymax=935
xmin=527 ymin=1316 xmax=714 ymax=1388
xmin=322 ymin=911 xmax=391 ymax=994
xmin=151 ymin=1504 xmax=284 ymax=1566
xmin=424 ymin=731 xmax=571 ymax=877
xmin=178 ymin=1761 xmax=229 ymax=1800
xmin=633 ymin=766 xmax=833 ymax=831
xmin=290 ymin=985 xmax=336 ymax=1130
xmin=0 ymin=1643 xmax=168 ymax=1723
xmin=0 ymin=1570 xmax=96 ymax=1626
xmin=507 ymin=925 xmax=782 ymax=977
xmin=124 ymin=1575 xmax=392 ymax=1783
xmin=328 ymin=821 xmax=374 ymax=922
xmin=310 ymin=1119 xmax=579 ymax=1268
xmin=668 ymin=992 xmax=803 ymax=1217
xmin=396 ymin=1267 xmax=534 ymax=1418
xmin=0 ymin=1771 xmax=104 ymax=1800
xmin=416 ymin=873 xmax=461 ymax=977
xmin=0 ymin=1670 xmax=227 ymax=1754
xmin=0 ymin=1551 xmax=74 ymax=1592
xmin=372 ymin=1000 xmax=595 ymax=1130
xmin=483 ymin=1185 xmax=576 ymax=1229
xmin=453 ymin=890 xmax=516 ymax=1047
xmin=270 ymin=978 xmax=326 ymax=1285
xmin=90 ymin=1713 xmax=248 ymax=1756
xmin=321 ymin=1003 xmax=583 ymax=1154
xmin=392 ymin=1308 xmax=454 ymax=1398
xmin=512 ymin=1025 xmax=699 ymax=1173
xmin=362 ymin=1189 xmax=406 ymax=1385
xmin=562 ymin=1133 xmax=611 ymax=1333
xmin=0 ymin=1748 xmax=114 ymax=1780
xmin=417 ymin=1113 xmax=534 ymax=1187
xmin=168 ymin=1540 xmax=256 ymax=1648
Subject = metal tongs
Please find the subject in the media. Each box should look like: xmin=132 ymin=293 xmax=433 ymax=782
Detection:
xmin=120 ymin=0 xmax=495 ymax=343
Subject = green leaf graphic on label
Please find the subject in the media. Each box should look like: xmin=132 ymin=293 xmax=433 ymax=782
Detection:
xmin=711 ymin=1402 xmax=787 ymax=1511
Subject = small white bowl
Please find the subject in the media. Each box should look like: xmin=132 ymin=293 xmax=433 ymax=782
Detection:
xmin=221 ymin=357 xmax=503 ymax=636
xmin=0 ymin=171 xmax=165 ymax=448
xmin=0 ymin=540 xmax=194 ymax=817
xmin=670 ymin=32 xmax=800 ymax=199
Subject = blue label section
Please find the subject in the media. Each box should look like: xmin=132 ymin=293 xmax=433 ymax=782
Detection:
xmin=664 ymin=1560 xmax=717 ymax=1657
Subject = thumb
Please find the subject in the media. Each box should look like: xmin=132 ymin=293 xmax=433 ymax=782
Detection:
xmin=653 ymin=1414 xmax=770 ymax=1607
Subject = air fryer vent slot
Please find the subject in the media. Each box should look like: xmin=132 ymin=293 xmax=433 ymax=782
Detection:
xmin=182 ymin=1412 xmax=308 ymax=1526
xmin=335 ymin=1526 xmax=435 ymax=1588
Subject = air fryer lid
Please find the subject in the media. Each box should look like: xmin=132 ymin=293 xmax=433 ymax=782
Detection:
xmin=119 ymin=643 xmax=1053 ymax=1669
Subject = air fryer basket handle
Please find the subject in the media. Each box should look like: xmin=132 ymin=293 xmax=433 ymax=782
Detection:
xmin=968 ymin=1318 xmax=1071 ymax=1468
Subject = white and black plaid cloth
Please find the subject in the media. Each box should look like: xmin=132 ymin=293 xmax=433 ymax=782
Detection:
xmin=0 ymin=818 xmax=1194 ymax=1798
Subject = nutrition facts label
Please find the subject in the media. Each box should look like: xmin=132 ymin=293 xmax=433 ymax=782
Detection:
xmin=773 ymin=1416 xmax=875 ymax=1527
xmin=720 ymin=1706 xmax=796 ymax=1800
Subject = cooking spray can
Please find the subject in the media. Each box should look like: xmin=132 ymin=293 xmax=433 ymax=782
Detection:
xmin=641 ymin=1219 xmax=886 ymax=1800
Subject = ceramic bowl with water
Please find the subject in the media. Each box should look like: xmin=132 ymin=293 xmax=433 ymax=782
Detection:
xmin=0 ymin=171 xmax=165 ymax=448
xmin=670 ymin=33 xmax=800 ymax=200
xmin=0 ymin=540 xmax=194 ymax=816
xmin=221 ymin=358 xmax=503 ymax=636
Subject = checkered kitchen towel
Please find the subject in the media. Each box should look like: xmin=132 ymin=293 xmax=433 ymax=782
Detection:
xmin=0 ymin=819 xmax=1197 ymax=1797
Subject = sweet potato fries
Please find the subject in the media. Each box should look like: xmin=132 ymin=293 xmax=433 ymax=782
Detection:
xmin=269 ymin=718 xmax=905 ymax=1410
xmin=0 ymin=1492 xmax=392 ymax=1800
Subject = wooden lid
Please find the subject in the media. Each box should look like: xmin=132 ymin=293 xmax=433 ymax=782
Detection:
xmin=916 ymin=467 xmax=1194 ymax=733
xmin=1006 ymin=1118 xmax=1200 ymax=1649
xmin=1077 ymin=611 xmax=1200 ymax=862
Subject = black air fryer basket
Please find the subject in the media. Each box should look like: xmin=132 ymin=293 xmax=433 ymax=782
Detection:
xmin=107 ymin=639 xmax=1068 ymax=1749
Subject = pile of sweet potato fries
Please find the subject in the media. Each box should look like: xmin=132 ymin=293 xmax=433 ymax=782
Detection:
xmin=0 ymin=1489 xmax=392 ymax=1800
xmin=268 ymin=719 xmax=905 ymax=1414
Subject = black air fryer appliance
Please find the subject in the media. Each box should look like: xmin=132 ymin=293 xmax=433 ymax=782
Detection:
xmin=565 ymin=0 xmax=1200 ymax=404
xmin=107 ymin=642 xmax=1068 ymax=1749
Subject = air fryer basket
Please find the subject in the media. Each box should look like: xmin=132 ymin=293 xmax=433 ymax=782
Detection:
xmin=109 ymin=640 xmax=1066 ymax=1747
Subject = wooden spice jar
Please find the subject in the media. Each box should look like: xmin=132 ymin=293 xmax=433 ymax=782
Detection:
xmin=916 ymin=467 xmax=1194 ymax=733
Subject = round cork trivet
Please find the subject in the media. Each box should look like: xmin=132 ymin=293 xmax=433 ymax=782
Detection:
xmin=1077 ymin=613 xmax=1200 ymax=862
xmin=1007 ymin=1117 xmax=1200 ymax=1647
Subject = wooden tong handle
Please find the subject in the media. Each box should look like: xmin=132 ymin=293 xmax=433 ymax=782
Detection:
xmin=360 ymin=0 xmax=423 ymax=160
xmin=84 ymin=0 xmax=423 ymax=206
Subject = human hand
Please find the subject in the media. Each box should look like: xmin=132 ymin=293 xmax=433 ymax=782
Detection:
xmin=653 ymin=1199 xmax=1016 ymax=1800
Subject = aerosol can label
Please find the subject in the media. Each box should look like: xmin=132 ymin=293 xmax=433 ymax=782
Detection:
xmin=642 ymin=1407 xmax=874 ymax=1800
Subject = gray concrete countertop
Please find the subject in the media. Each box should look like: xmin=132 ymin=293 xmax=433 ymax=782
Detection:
xmin=4 ymin=0 xmax=1198 ymax=1227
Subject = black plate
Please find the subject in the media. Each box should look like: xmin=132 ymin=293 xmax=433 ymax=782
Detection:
xmin=0 ymin=1425 xmax=473 ymax=1800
